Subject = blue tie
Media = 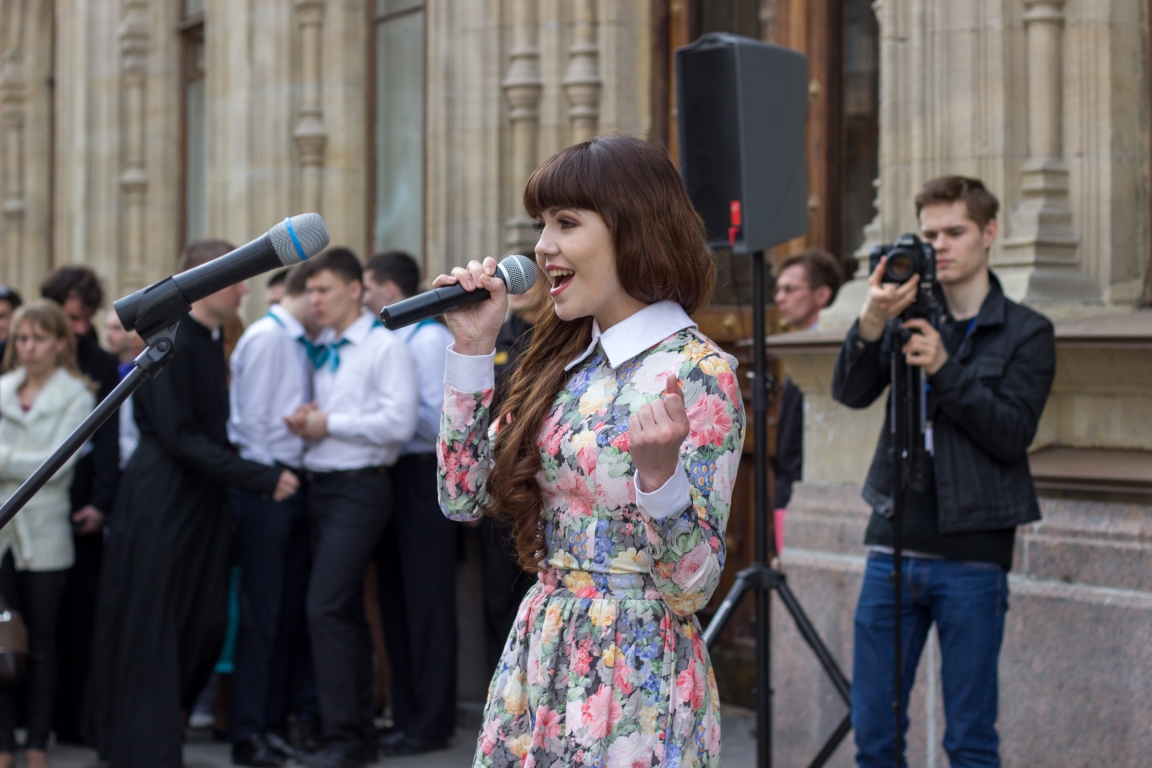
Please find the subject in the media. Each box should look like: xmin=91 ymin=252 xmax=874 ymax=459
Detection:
xmin=309 ymin=338 xmax=351 ymax=372
xmin=297 ymin=336 xmax=328 ymax=370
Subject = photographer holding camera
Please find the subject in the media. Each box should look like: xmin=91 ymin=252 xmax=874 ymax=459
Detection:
xmin=832 ymin=176 xmax=1056 ymax=768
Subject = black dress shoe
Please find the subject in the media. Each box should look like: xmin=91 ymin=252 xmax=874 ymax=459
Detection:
xmin=232 ymin=734 xmax=286 ymax=768
xmin=301 ymin=743 xmax=367 ymax=768
xmin=382 ymin=734 xmax=451 ymax=757
xmin=293 ymin=714 xmax=323 ymax=751
xmin=263 ymin=730 xmax=306 ymax=762
xmin=377 ymin=726 xmax=406 ymax=750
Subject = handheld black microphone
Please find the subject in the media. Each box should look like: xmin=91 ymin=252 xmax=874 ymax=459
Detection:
xmin=115 ymin=213 xmax=330 ymax=340
xmin=380 ymin=254 xmax=538 ymax=330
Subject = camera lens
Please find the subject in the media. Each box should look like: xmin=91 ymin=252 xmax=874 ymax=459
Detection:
xmin=887 ymin=253 xmax=914 ymax=281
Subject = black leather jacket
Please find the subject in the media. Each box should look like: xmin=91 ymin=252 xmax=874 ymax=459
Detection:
xmin=832 ymin=273 xmax=1056 ymax=533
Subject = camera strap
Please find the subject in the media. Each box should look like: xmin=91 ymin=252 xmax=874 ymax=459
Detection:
xmin=922 ymin=317 xmax=978 ymax=456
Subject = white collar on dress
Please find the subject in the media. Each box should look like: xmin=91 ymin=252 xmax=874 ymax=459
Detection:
xmin=564 ymin=300 xmax=696 ymax=371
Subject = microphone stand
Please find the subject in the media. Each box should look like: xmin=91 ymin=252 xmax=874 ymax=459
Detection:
xmin=0 ymin=318 xmax=183 ymax=531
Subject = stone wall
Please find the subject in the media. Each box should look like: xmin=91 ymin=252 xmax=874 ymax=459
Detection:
xmin=824 ymin=0 xmax=1151 ymax=329
xmin=423 ymin=0 xmax=651 ymax=280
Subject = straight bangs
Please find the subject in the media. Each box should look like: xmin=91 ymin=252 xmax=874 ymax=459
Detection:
xmin=522 ymin=144 xmax=606 ymax=223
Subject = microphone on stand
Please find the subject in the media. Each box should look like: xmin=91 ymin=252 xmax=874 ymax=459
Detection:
xmin=379 ymin=254 xmax=537 ymax=330
xmin=115 ymin=213 xmax=330 ymax=340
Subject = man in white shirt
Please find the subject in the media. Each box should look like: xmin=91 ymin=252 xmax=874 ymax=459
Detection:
xmin=361 ymin=252 xmax=457 ymax=756
xmin=285 ymin=249 xmax=418 ymax=768
xmin=227 ymin=265 xmax=317 ymax=767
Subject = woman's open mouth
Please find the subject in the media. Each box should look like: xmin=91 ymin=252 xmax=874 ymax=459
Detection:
xmin=547 ymin=268 xmax=575 ymax=297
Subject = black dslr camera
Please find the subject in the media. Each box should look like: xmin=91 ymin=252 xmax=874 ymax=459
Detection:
xmin=868 ymin=233 xmax=941 ymax=491
xmin=868 ymin=233 xmax=940 ymax=323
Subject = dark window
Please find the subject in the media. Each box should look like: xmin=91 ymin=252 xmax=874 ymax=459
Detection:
xmin=180 ymin=1 xmax=206 ymax=246
xmin=372 ymin=1 xmax=425 ymax=256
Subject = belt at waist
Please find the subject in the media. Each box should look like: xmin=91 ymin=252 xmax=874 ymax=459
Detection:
xmin=396 ymin=452 xmax=436 ymax=462
xmin=305 ymin=466 xmax=388 ymax=483
xmin=538 ymin=568 xmax=662 ymax=601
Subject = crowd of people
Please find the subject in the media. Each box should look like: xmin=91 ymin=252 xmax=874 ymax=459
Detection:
xmin=0 ymin=245 xmax=540 ymax=768
xmin=0 ymin=144 xmax=1048 ymax=768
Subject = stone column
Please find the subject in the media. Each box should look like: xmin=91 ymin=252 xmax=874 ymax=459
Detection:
xmin=119 ymin=0 xmax=149 ymax=290
xmin=1000 ymin=0 xmax=1098 ymax=303
xmin=0 ymin=2 xmax=26 ymax=287
xmin=562 ymin=0 xmax=601 ymax=145
xmin=294 ymin=0 xmax=327 ymax=215
xmin=502 ymin=0 xmax=543 ymax=255
xmin=0 ymin=82 xmax=24 ymax=288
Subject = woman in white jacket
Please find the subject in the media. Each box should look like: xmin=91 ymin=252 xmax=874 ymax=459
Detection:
xmin=0 ymin=300 xmax=94 ymax=768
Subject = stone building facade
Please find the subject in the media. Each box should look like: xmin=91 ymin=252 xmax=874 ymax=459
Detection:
xmin=1 ymin=1 xmax=1149 ymax=766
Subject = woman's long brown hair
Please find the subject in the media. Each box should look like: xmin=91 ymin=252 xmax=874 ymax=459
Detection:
xmin=487 ymin=135 xmax=715 ymax=571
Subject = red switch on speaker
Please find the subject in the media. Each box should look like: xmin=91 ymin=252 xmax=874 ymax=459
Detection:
xmin=729 ymin=200 xmax=743 ymax=247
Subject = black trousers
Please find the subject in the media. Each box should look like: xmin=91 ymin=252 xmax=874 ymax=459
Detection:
xmin=306 ymin=471 xmax=391 ymax=753
xmin=229 ymin=484 xmax=313 ymax=742
xmin=53 ymin=530 xmax=101 ymax=744
xmin=375 ymin=454 xmax=458 ymax=742
xmin=0 ymin=554 xmax=68 ymax=751
xmin=478 ymin=517 xmax=534 ymax=674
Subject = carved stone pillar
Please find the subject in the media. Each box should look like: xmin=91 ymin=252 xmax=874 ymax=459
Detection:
xmin=119 ymin=0 xmax=149 ymax=288
xmin=502 ymin=0 xmax=542 ymax=255
xmin=562 ymin=0 xmax=600 ymax=145
xmin=1000 ymin=0 xmax=1098 ymax=302
xmin=294 ymin=0 xmax=327 ymax=215
xmin=0 ymin=0 xmax=27 ymax=287
xmin=0 ymin=84 xmax=24 ymax=287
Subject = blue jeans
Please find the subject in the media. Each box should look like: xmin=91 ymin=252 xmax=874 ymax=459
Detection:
xmin=852 ymin=552 xmax=1009 ymax=768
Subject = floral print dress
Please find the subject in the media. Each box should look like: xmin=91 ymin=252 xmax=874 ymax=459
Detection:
xmin=439 ymin=320 xmax=746 ymax=768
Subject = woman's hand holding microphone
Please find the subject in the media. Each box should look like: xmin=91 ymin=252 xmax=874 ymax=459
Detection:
xmin=431 ymin=257 xmax=509 ymax=356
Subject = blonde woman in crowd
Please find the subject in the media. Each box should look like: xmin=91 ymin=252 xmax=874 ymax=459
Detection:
xmin=0 ymin=300 xmax=95 ymax=768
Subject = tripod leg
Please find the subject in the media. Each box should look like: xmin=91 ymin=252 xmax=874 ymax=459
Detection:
xmin=702 ymin=569 xmax=752 ymax=648
xmin=774 ymin=579 xmax=852 ymax=705
xmin=806 ymin=713 xmax=852 ymax=768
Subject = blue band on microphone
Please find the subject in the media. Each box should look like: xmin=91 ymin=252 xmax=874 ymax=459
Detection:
xmin=284 ymin=217 xmax=308 ymax=262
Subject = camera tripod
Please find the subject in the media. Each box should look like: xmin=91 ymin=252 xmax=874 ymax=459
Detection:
xmin=884 ymin=320 xmax=938 ymax=768
xmin=702 ymin=250 xmax=852 ymax=768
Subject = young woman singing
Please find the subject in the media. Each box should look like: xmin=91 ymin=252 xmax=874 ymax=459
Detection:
xmin=435 ymin=135 xmax=746 ymax=768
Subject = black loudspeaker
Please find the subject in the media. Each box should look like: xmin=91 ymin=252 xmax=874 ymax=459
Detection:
xmin=676 ymin=33 xmax=809 ymax=254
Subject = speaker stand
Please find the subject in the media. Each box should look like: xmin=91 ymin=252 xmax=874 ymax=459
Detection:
xmin=702 ymin=249 xmax=852 ymax=768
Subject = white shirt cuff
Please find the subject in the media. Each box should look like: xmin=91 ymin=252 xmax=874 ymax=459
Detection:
xmin=326 ymin=412 xmax=352 ymax=440
xmin=635 ymin=467 xmax=692 ymax=520
xmin=444 ymin=344 xmax=496 ymax=392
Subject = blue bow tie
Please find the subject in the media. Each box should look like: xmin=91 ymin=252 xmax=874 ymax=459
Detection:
xmin=302 ymin=337 xmax=351 ymax=371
